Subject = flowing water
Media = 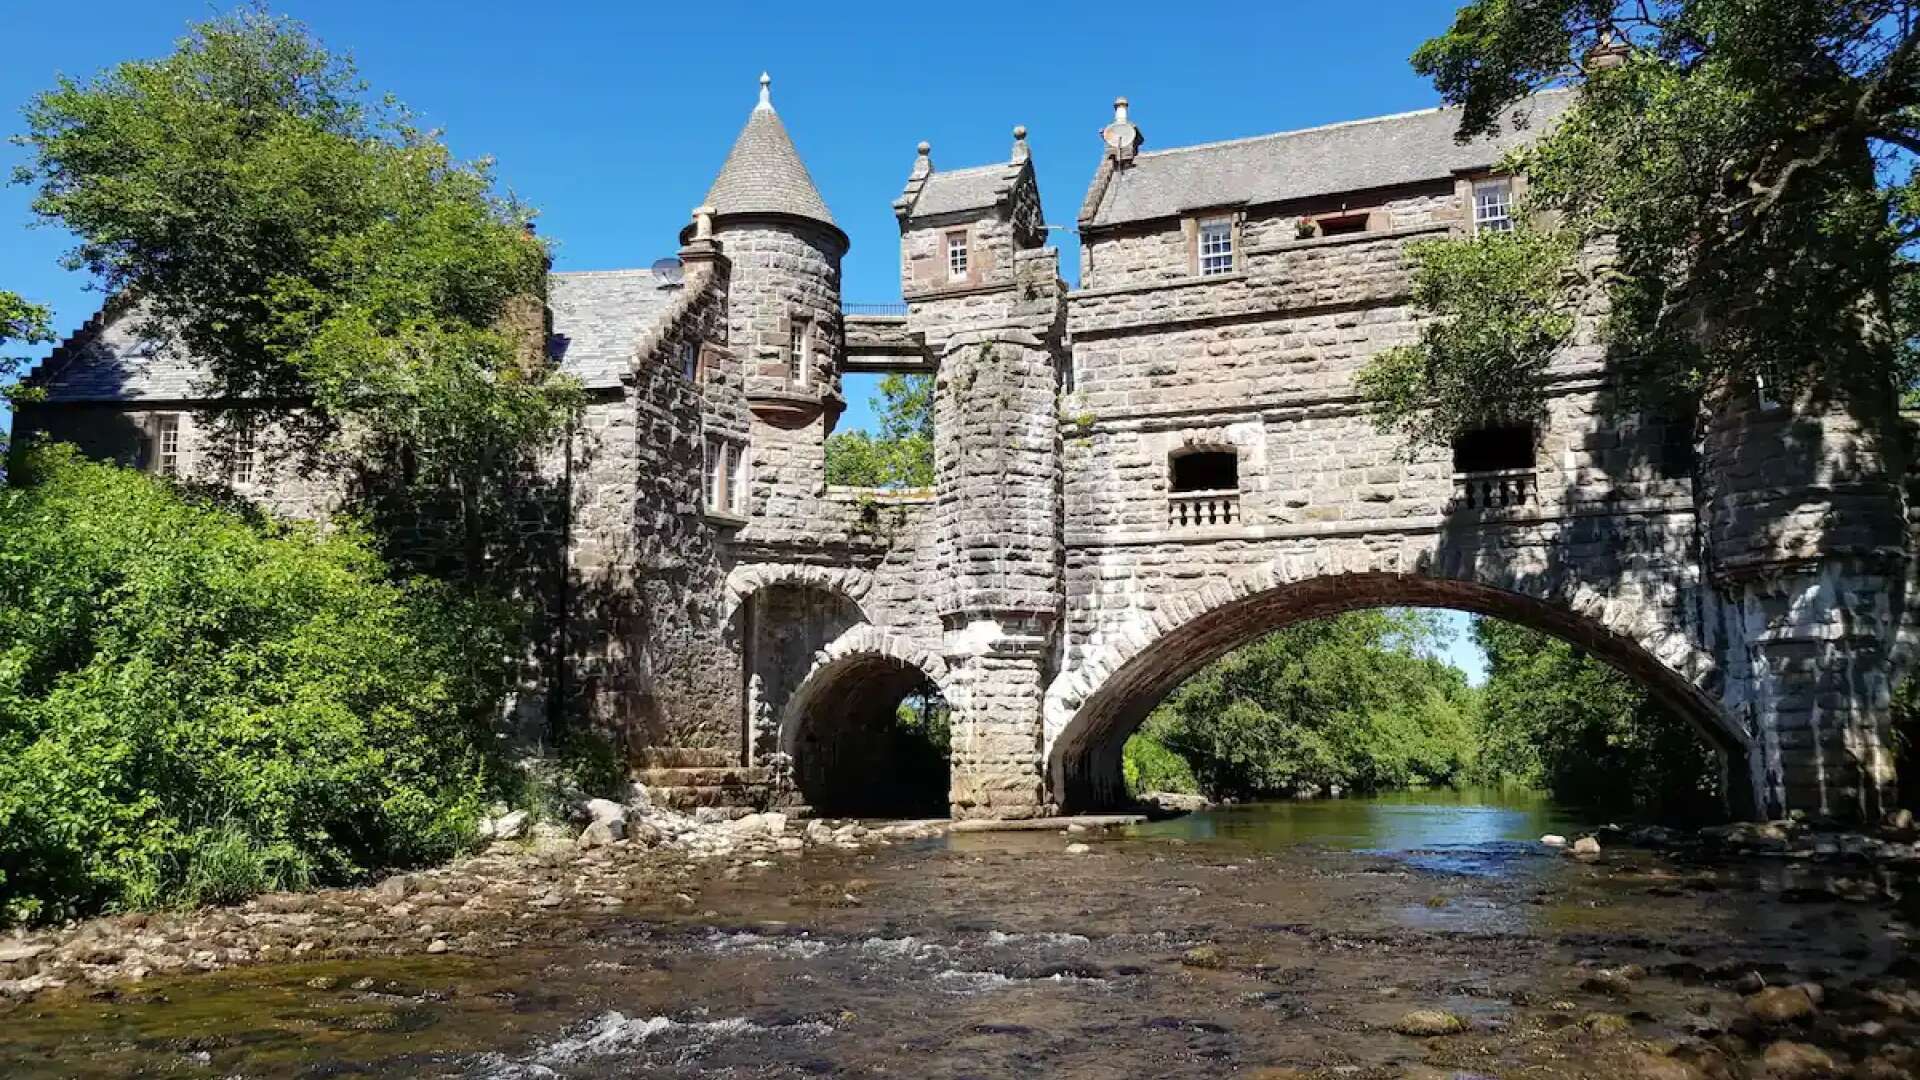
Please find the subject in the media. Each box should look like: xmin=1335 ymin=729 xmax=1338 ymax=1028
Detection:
xmin=3 ymin=788 xmax=1915 ymax=1078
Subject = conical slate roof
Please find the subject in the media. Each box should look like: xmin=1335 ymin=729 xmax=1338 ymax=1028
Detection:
xmin=703 ymin=74 xmax=837 ymax=229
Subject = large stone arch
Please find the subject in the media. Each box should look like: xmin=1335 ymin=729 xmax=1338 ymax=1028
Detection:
xmin=1044 ymin=558 xmax=1755 ymax=818
xmin=778 ymin=624 xmax=953 ymax=815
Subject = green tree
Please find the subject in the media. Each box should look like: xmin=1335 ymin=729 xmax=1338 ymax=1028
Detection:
xmin=825 ymin=373 xmax=934 ymax=488
xmin=0 ymin=290 xmax=54 ymax=468
xmin=1362 ymin=0 xmax=1920 ymax=443
xmin=1138 ymin=610 xmax=1482 ymax=801
xmin=11 ymin=7 xmax=578 ymax=578
xmin=0 ymin=447 xmax=518 ymax=926
xmin=1472 ymin=617 xmax=1721 ymax=819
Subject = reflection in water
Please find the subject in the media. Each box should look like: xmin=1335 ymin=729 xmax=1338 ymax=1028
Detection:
xmin=1 ymin=790 xmax=1909 ymax=1079
xmin=1130 ymin=786 xmax=1583 ymax=854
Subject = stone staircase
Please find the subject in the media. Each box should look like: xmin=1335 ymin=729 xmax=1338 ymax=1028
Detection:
xmin=633 ymin=748 xmax=778 ymax=816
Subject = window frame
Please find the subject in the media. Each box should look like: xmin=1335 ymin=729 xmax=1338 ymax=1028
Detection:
xmin=155 ymin=415 xmax=183 ymax=477
xmin=679 ymin=339 xmax=700 ymax=381
xmin=1472 ymin=177 xmax=1514 ymax=235
xmin=229 ymin=420 xmax=259 ymax=486
xmin=788 ymin=316 xmax=811 ymax=387
xmin=704 ymin=434 xmax=750 ymax=519
xmin=1196 ymin=216 xmax=1236 ymax=277
xmin=945 ymin=229 xmax=970 ymax=283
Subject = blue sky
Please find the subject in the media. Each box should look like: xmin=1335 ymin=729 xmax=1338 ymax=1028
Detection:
xmin=1 ymin=0 xmax=1489 ymax=680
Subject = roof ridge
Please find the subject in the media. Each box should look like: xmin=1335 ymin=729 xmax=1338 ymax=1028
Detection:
xmin=1133 ymin=89 xmax=1572 ymax=162
xmin=550 ymin=267 xmax=660 ymax=279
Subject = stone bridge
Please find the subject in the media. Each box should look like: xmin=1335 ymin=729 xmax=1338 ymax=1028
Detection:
xmin=20 ymin=83 xmax=1913 ymax=824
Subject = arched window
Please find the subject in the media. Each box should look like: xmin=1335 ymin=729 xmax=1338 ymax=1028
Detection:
xmin=1170 ymin=448 xmax=1238 ymax=492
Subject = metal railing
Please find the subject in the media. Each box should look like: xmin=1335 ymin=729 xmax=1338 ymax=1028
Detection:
xmin=842 ymin=302 xmax=909 ymax=317
xmin=1168 ymin=489 xmax=1240 ymax=528
xmin=1451 ymin=468 xmax=1537 ymax=511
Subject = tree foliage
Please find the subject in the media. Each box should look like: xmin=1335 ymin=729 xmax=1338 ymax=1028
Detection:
xmin=0 ymin=289 xmax=54 ymax=468
xmin=11 ymin=7 xmax=578 ymax=576
xmin=1136 ymin=610 xmax=1481 ymax=801
xmin=1363 ymin=0 xmax=1920 ymax=442
xmin=824 ymin=374 xmax=934 ymax=488
xmin=1473 ymin=616 xmax=1722 ymax=818
xmin=0 ymin=448 xmax=519 ymax=926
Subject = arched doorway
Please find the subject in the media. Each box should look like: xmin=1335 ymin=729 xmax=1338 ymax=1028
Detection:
xmin=1047 ymin=572 xmax=1752 ymax=818
xmin=782 ymin=646 xmax=950 ymax=817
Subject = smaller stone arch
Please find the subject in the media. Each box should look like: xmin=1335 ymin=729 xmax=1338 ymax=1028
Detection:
xmin=778 ymin=623 xmax=951 ymax=816
xmin=722 ymin=562 xmax=876 ymax=624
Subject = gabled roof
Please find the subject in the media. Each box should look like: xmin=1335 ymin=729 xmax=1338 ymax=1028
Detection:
xmin=1082 ymin=91 xmax=1574 ymax=230
xmin=26 ymin=268 xmax=679 ymax=402
xmin=908 ymin=161 xmax=1023 ymax=218
xmin=702 ymin=75 xmax=838 ymax=234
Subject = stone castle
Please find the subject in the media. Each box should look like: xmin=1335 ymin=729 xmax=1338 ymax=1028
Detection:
xmin=14 ymin=77 xmax=1916 ymax=822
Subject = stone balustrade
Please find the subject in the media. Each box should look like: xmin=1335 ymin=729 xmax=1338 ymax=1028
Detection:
xmin=1167 ymin=489 xmax=1241 ymax=528
xmin=1450 ymin=468 xmax=1537 ymax=511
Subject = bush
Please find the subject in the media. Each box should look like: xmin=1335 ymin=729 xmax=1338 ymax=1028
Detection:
xmin=1122 ymin=723 xmax=1198 ymax=796
xmin=0 ymin=447 xmax=520 ymax=925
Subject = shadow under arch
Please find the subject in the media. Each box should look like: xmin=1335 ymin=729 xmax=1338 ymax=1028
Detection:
xmin=1047 ymin=571 xmax=1756 ymax=819
xmin=780 ymin=627 xmax=951 ymax=817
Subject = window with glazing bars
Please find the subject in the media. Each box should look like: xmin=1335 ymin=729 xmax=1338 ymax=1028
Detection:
xmin=946 ymin=232 xmax=969 ymax=280
xmin=155 ymin=415 xmax=183 ymax=476
xmin=229 ymin=421 xmax=258 ymax=485
xmin=1473 ymin=178 xmax=1514 ymax=233
xmin=788 ymin=318 xmax=810 ymax=386
xmin=1198 ymin=218 xmax=1234 ymax=275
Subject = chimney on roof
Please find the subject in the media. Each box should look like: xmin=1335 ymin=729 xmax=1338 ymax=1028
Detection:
xmin=1102 ymin=97 xmax=1143 ymax=163
xmin=1586 ymin=30 xmax=1630 ymax=71
xmin=1011 ymin=125 xmax=1029 ymax=164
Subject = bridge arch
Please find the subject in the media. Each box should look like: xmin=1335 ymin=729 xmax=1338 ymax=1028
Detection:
xmin=780 ymin=624 xmax=952 ymax=816
xmin=1044 ymin=564 xmax=1755 ymax=818
xmin=722 ymin=562 xmax=875 ymax=625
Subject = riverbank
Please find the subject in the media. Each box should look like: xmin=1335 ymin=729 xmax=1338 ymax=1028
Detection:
xmin=0 ymin=798 xmax=944 ymax=1005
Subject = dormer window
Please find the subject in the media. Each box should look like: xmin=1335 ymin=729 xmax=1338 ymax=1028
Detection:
xmin=946 ymin=231 xmax=969 ymax=281
xmin=788 ymin=317 xmax=811 ymax=387
xmin=1473 ymin=178 xmax=1514 ymax=234
xmin=1198 ymin=217 xmax=1235 ymax=276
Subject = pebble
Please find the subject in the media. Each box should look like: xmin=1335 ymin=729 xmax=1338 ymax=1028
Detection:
xmin=1065 ymin=843 xmax=1091 ymax=855
xmin=1392 ymin=1009 xmax=1465 ymax=1036
xmin=1745 ymin=985 xmax=1818 ymax=1024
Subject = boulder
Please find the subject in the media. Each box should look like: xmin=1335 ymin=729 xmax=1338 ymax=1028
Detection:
xmin=1540 ymin=834 xmax=1568 ymax=848
xmin=583 ymin=799 xmax=627 ymax=826
xmin=490 ymin=810 xmax=529 ymax=842
xmin=1392 ymin=1009 xmax=1465 ymax=1036
xmin=1572 ymin=836 xmax=1602 ymax=856
xmin=577 ymin=818 xmax=625 ymax=849
xmin=1747 ymin=985 xmax=1819 ymax=1024
xmin=1065 ymin=842 xmax=1091 ymax=855
xmin=0 ymin=941 xmax=52 ymax=965
xmin=729 ymin=812 xmax=787 ymax=838
xmin=1759 ymin=1040 xmax=1834 ymax=1078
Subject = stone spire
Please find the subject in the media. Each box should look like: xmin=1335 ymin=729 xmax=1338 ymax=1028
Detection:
xmin=700 ymin=72 xmax=839 ymax=232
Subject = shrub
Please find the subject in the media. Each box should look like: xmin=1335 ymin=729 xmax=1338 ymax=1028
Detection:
xmin=0 ymin=447 xmax=519 ymax=925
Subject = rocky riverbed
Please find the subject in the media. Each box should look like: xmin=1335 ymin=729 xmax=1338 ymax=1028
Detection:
xmin=6 ymin=792 xmax=1920 ymax=1078
xmin=0 ymin=795 xmax=942 ymax=1004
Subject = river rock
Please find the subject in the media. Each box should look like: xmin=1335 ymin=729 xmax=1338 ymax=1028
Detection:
xmin=1065 ymin=842 xmax=1091 ymax=855
xmin=0 ymin=941 xmax=52 ymax=965
xmin=577 ymin=819 xmax=625 ymax=849
xmin=1747 ymin=985 xmax=1819 ymax=1024
xmin=1572 ymin=837 xmax=1602 ymax=856
xmin=1540 ymin=834 xmax=1568 ymax=848
xmin=1760 ymin=1040 xmax=1835 ymax=1078
xmin=729 ymin=812 xmax=787 ymax=838
xmin=1581 ymin=1011 xmax=1632 ymax=1037
xmin=1393 ymin=1009 xmax=1465 ymax=1036
xmin=1181 ymin=945 xmax=1225 ymax=969
xmin=490 ymin=810 xmax=529 ymax=841
xmin=583 ymin=799 xmax=626 ymax=826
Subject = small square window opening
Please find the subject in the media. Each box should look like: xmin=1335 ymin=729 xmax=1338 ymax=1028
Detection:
xmin=946 ymin=232 xmax=969 ymax=281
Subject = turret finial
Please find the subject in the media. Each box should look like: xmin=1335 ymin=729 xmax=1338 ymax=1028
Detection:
xmin=1011 ymin=125 xmax=1030 ymax=164
xmin=910 ymin=140 xmax=933 ymax=180
xmin=757 ymin=72 xmax=772 ymax=109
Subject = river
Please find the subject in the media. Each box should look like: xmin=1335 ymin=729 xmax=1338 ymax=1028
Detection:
xmin=2 ymin=788 xmax=1914 ymax=1077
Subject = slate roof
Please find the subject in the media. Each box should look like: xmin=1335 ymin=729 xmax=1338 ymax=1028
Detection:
xmin=29 ymin=268 xmax=678 ymax=402
xmin=546 ymin=268 xmax=679 ymax=389
xmin=1084 ymin=92 xmax=1574 ymax=229
xmin=703 ymin=91 xmax=837 ymax=229
xmin=909 ymin=162 xmax=1020 ymax=218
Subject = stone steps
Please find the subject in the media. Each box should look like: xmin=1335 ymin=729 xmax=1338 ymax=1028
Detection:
xmin=636 ymin=764 xmax=775 ymax=814
xmin=634 ymin=747 xmax=737 ymax=769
